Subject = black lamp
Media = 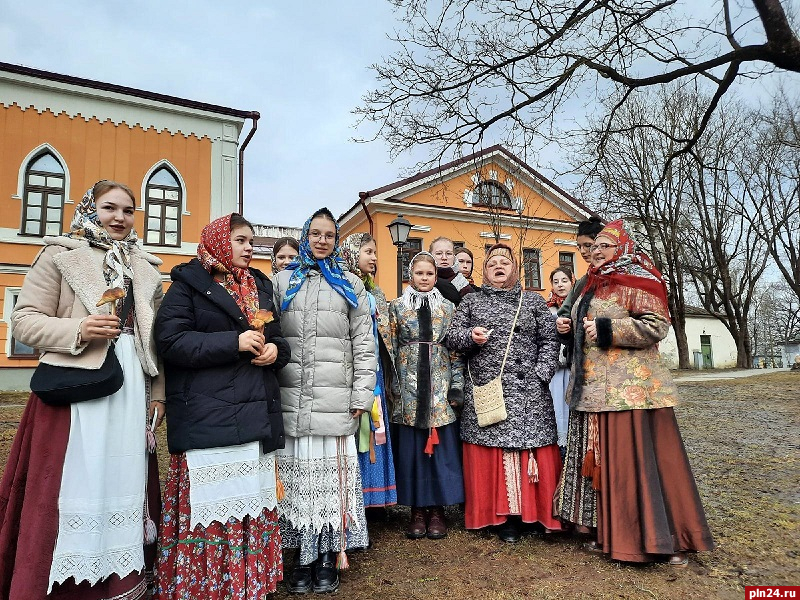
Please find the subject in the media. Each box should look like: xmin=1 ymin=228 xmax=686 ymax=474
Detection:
xmin=387 ymin=214 xmax=412 ymax=297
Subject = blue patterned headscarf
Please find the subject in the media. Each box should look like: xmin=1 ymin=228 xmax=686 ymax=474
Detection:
xmin=281 ymin=208 xmax=359 ymax=311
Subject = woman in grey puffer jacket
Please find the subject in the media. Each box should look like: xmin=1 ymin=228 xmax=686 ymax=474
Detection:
xmin=272 ymin=208 xmax=376 ymax=594
xmin=446 ymin=244 xmax=561 ymax=543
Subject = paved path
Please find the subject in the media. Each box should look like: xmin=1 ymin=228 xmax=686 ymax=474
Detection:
xmin=673 ymin=367 xmax=791 ymax=382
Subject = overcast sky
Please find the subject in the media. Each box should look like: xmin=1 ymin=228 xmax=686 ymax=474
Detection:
xmin=1 ymin=1 xmax=435 ymax=227
xmin=2 ymin=1 xmax=796 ymax=229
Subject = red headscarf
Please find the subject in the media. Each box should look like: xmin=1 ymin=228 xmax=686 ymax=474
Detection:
xmin=585 ymin=219 xmax=669 ymax=306
xmin=196 ymin=214 xmax=259 ymax=323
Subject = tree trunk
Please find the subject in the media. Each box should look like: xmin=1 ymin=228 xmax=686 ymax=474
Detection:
xmin=668 ymin=292 xmax=691 ymax=369
xmin=671 ymin=314 xmax=692 ymax=369
xmin=736 ymin=334 xmax=751 ymax=368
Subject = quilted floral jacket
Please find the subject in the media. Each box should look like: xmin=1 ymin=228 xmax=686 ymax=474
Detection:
xmin=388 ymin=297 xmax=463 ymax=428
xmin=564 ymin=284 xmax=679 ymax=412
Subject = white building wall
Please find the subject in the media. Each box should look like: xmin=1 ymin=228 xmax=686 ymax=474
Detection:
xmin=660 ymin=316 xmax=738 ymax=369
xmin=781 ymin=343 xmax=800 ymax=368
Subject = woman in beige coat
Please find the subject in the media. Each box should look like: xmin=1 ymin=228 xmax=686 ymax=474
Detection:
xmin=0 ymin=181 xmax=164 ymax=600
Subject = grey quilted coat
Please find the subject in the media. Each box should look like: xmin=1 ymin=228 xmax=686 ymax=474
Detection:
xmin=446 ymin=283 xmax=560 ymax=449
xmin=273 ymin=268 xmax=376 ymax=438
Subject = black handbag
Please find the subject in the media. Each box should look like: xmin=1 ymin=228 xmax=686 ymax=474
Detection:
xmin=31 ymin=288 xmax=133 ymax=406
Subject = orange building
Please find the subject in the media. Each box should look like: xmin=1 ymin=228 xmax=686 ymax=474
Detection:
xmin=339 ymin=146 xmax=593 ymax=299
xmin=0 ymin=62 xmax=259 ymax=389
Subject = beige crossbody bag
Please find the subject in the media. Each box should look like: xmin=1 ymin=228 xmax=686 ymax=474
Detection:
xmin=468 ymin=292 xmax=524 ymax=427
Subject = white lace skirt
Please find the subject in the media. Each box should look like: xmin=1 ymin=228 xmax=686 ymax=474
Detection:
xmin=277 ymin=435 xmax=368 ymax=565
xmin=186 ymin=441 xmax=277 ymax=529
xmin=48 ymin=334 xmax=147 ymax=591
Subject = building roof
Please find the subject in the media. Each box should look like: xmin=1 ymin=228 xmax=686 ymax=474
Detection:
xmin=251 ymin=224 xmax=303 ymax=256
xmin=341 ymin=144 xmax=595 ymax=221
xmin=684 ymin=305 xmax=727 ymax=319
xmin=0 ymin=61 xmax=256 ymax=120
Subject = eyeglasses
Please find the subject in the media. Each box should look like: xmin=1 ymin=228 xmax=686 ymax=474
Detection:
xmin=309 ymin=231 xmax=336 ymax=242
xmin=590 ymin=243 xmax=617 ymax=252
xmin=433 ymin=250 xmax=454 ymax=257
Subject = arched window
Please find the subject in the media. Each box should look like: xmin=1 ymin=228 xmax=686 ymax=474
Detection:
xmin=474 ymin=181 xmax=512 ymax=209
xmin=21 ymin=152 xmax=65 ymax=236
xmin=144 ymin=167 xmax=182 ymax=247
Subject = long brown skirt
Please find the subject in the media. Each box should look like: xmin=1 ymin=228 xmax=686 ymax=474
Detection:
xmin=0 ymin=393 xmax=159 ymax=600
xmin=597 ymin=408 xmax=714 ymax=563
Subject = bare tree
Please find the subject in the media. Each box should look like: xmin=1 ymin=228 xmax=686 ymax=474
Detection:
xmin=738 ymin=91 xmax=800 ymax=300
xmin=750 ymin=279 xmax=800 ymax=365
xmin=681 ymin=103 xmax=770 ymax=368
xmin=356 ymin=0 xmax=800 ymax=179
xmin=581 ymin=85 xmax=700 ymax=368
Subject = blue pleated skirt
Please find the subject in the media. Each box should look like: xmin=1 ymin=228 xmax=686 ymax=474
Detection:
xmin=391 ymin=421 xmax=465 ymax=507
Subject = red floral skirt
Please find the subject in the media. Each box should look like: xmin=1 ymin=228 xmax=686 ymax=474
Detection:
xmin=154 ymin=454 xmax=282 ymax=599
xmin=463 ymin=442 xmax=563 ymax=530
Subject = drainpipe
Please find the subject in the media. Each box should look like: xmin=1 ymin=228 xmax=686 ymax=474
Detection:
xmin=358 ymin=191 xmax=374 ymax=237
xmin=238 ymin=111 xmax=260 ymax=215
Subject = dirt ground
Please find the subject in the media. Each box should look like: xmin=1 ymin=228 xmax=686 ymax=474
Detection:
xmin=0 ymin=372 xmax=798 ymax=599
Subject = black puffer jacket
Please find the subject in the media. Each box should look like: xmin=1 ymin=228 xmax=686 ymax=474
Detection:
xmin=156 ymin=259 xmax=290 ymax=454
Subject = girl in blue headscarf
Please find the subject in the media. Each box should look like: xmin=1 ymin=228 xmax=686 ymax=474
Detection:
xmin=272 ymin=208 xmax=376 ymax=594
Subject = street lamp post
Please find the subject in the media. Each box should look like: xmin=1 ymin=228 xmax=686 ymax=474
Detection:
xmin=387 ymin=214 xmax=412 ymax=298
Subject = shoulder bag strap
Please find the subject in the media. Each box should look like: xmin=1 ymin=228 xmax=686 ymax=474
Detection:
xmin=469 ymin=291 xmax=525 ymax=384
xmin=498 ymin=291 xmax=524 ymax=376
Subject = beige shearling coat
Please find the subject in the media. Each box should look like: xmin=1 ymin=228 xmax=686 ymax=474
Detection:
xmin=11 ymin=235 xmax=165 ymax=400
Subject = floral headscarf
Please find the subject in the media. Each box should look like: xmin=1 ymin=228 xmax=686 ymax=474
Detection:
xmin=64 ymin=182 xmax=137 ymax=288
xmin=482 ymin=243 xmax=519 ymax=290
xmin=281 ymin=208 xmax=358 ymax=311
xmin=585 ymin=219 xmax=668 ymax=306
xmin=400 ymin=251 xmax=444 ymax=314
xmin=340 ymin=232 xmax=376 ymax=291
xmin=196 ymin=214 xmax=259 ymax=323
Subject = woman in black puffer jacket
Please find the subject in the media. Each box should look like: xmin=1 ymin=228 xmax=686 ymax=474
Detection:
xmin=154 ymin=213 xmax=290 ymax=598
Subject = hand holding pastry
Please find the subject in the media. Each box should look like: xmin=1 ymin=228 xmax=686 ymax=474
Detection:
xmin=96 ymin=287 xmax=124 ymax=317
xmin=251 ymin=309 xmax=274 ymax=334
xmin=80 ymin=315 xmax=121 ymax=340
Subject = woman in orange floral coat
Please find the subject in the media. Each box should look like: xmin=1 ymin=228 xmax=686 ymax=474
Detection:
xmin=556 ymin=220 xmax=713 ymax=566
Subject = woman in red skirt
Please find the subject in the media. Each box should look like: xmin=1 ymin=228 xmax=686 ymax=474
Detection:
xmin=446 ymin=244 xmax=562 ymax=543
xmin=0 ymin=181 xmax=164 ymax=599
xmin=153 ymin=214 xmax=290 ymax=597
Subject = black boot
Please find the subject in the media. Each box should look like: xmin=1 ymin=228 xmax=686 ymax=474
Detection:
xmin=286 ymin=554 xmax=315 ymax=594
xmin=497 ymin=516 xmax=522 ymax=543
xmin=313 ymin=550 xmax=340 ymax=593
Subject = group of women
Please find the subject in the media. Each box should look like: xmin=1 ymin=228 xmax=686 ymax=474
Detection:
xmin=0 ymin=180 xmax=712 ymax=600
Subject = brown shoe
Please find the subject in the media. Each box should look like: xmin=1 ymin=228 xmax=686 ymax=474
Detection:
xmin=426 ymin=506 xmax=447 ymax=539
xmin=406 ymin=507 xmax=427 ymax=539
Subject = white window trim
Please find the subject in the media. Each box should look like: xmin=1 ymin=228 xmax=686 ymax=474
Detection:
xmin=140 ymin=159 xmax=190 ymax=216
xmin=523 ymin=248 xmax=543 ymax=290
xmin=3 ymin=287 xmax=36 ymax=358
xmin=14 ymin=143 xmax=72 ymax=204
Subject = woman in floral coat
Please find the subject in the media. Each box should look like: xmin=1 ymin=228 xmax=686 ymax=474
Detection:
xmin=556 ymin=220 xmax=713 ymax=565
xmin=446 ymin=244 xmax=562 ymax=543
xmin=389 ymin=252 xmax=465 ymax=540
